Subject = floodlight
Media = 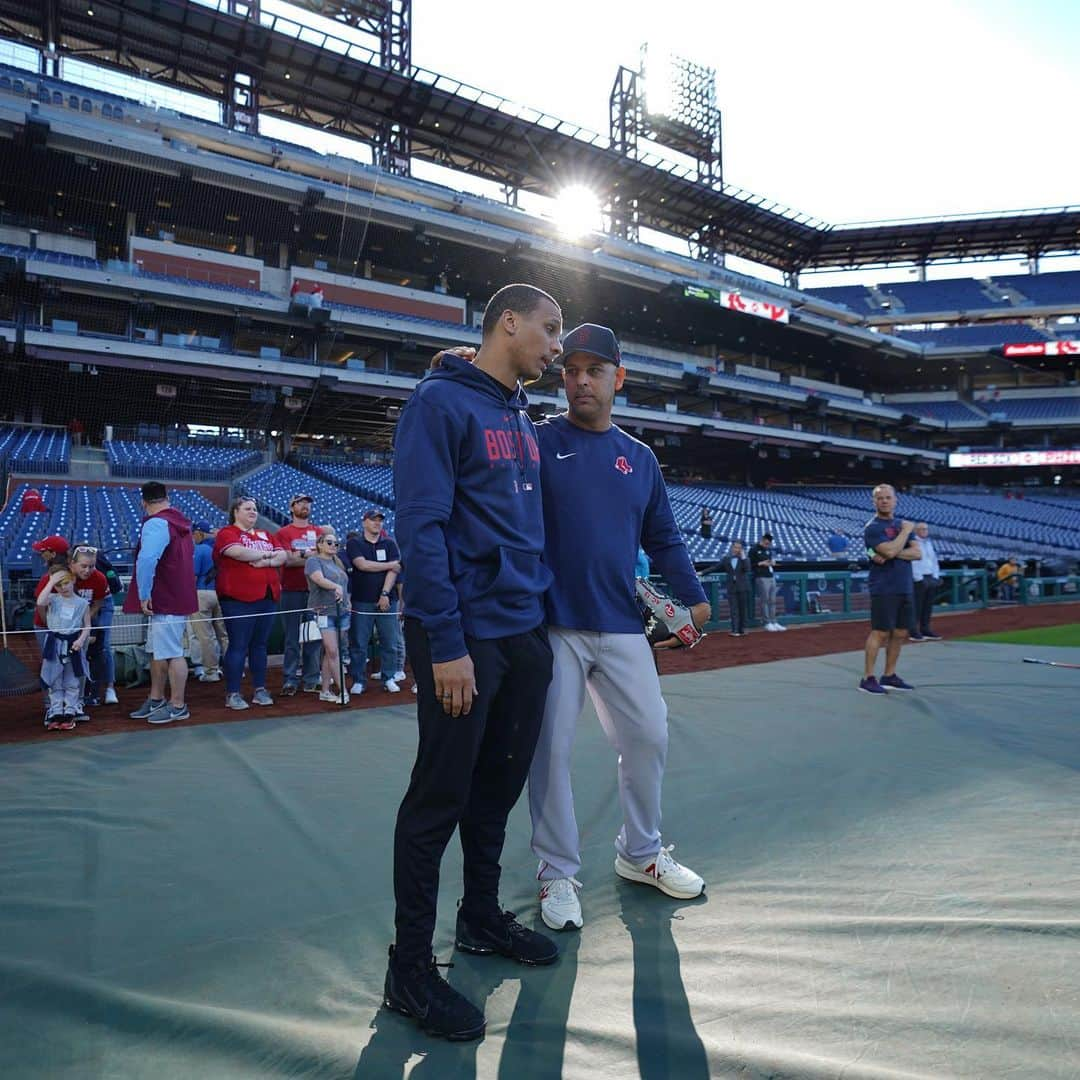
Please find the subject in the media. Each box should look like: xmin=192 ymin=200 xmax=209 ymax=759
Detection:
xmin=552 ymin=185 xmax=602 ymax=239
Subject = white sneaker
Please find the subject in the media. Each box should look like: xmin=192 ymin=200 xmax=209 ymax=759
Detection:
xmin=319 ymin=689 xmax=350 ymax=705
xmin=393 ymin=670 xmax=407 ymax=682
xmin=539 ymin=876 xmax=583 ymax=930
xmin=614 ymin=844 xmax=705 ymax=899
xmin=383 ymin=678 xmax=401 ymax=693
xmin=349 ymin=682 xmax=365 ymax=695
xmin=764 ymin=623 xmax=776 ymax=631
xmin=774 ymin=623 xmax=787 ymax=631
xmin=225 ymin=693 xmax=250 ymax=710
xmin=104 ymin=687 xmax=119 ymax=705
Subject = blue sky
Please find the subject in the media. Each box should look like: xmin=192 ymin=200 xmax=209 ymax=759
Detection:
xmin=411 ymin=0 xmax=1080 ymax=225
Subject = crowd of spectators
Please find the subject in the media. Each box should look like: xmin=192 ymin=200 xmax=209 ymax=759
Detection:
xmin=25 ymin=481 xmax=410 ymax=731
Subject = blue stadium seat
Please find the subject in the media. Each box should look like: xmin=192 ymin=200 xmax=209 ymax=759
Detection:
xmin=106 ymin=440 xmax=262 ymax=482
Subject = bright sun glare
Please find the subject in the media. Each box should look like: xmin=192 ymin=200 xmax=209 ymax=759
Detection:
xmin=552 ymin=185 xmax=602 ymax=238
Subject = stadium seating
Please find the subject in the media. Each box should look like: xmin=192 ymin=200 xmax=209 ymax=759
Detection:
xmin=878 ymin=279 xmax=1002 ymax=314
xmin=240 ymin=463 xmax=395 ymax=540
xmin=888 ymin=400 xmax=986 ymax=423
xmin=293 ymin=459 xmax=395 ymax=504
xmin=802 ymin=285 xmax=878 ymax=314
xmin=107 ymin=440 xmax=263 ymax=481
xmin=974 ymin=397 xmax=1080 ymax=423
xmin=0 ymin=426 xmax=71 ymax=474
xmin=894 ymin=325 xmax=1050 ymax=348
xmin=0 ymin=482 xmax=226 ymax=571
xmin=994 ymin=271 xmax=1080 ymax=307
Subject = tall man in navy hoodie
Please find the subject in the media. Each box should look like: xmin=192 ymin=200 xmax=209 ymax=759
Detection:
xmin=385 ymin=284 xmax=563 ymax=1041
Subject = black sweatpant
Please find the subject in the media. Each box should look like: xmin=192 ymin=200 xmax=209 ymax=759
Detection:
xmin=393 ymin=617 xmax=553 ymax=966
xmin=914 ymin=577 xmax=937 ymax=635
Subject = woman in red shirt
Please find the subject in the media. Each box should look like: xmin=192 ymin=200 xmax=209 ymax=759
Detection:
xmin=213 ymin=496 xmax=287 ymax=710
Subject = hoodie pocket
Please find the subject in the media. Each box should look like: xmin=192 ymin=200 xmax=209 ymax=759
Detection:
xmin=474 ymin=546 xmax=553 ymax=602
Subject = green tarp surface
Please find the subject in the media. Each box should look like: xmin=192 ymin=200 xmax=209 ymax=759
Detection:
xmin=1 ymin=642 xmax=1077 ymax=1078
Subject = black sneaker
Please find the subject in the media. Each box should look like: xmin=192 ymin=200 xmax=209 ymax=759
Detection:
xmin=382 ymin=946 xmax=485 ymax=1041
xmin=280 ymin=682 xmax=298 ymax=697
xmin=455 ymin=906 xmax=559 ymax=966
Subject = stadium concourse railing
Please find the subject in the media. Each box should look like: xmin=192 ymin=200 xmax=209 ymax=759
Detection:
xmin=686 ymin=568 xmax=1080 ymax=632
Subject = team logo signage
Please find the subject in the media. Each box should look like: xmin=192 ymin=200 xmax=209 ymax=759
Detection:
xmin=683 ymin=283 xmax=790 ymax=324
xmin=1002 ymin=340 xmax=1080 ymax=358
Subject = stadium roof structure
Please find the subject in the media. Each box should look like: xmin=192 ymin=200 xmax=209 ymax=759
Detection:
xmin=4 ymin=0 xmax=1080 ymax=273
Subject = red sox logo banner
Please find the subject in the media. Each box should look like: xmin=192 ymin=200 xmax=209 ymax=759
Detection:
xmin=614 ymin=456 xmax=633 ymax=475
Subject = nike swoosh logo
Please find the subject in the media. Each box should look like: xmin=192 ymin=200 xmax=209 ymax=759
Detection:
xmin=555 ymin=452 xmax=576 ymax=460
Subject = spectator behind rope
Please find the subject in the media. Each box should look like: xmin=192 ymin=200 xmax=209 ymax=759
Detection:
xmin=213 ymin=496 xmax=288 ymax=711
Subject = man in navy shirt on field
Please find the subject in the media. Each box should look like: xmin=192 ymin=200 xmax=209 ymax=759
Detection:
xmin=528 ymin=324 xmax=710 ymax=931
xmin=345 ymin=508 xmax=403 ymax=694
xmin=860 ymin=483 xmax=921 ymax=695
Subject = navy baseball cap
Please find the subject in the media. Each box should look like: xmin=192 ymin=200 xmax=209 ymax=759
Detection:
xmin=193 ymin=519 xmax=211 ymax=533
xmin=362 ymin=507 xmax=385 ymax=520
xmin=561 ymin=323 xmax=621 ymax=366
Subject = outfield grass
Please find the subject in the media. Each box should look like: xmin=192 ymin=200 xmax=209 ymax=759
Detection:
xmin=961 ymin=623 xmax=1080 ymax=647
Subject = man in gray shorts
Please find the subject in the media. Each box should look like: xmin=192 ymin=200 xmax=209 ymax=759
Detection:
xmin=123 ymin=481 xmax=198 ymax=724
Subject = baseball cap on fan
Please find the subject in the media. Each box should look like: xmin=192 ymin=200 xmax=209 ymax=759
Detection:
xmin=290 ymin=493 xmax=313 ymax=507
xmin=560 ymin=323 xmax=621 ymax=366
xmin=362 ymin=507 xmax=385 ymax=521
xmin=32 ymin=535 xmax=69 ymax=556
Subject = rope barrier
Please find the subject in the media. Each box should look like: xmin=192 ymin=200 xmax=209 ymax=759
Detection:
xmin=1 ymin=602 xmax=402 ymax=636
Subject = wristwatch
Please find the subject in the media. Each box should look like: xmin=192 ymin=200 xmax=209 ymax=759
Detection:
xmin=380 ymin=591 xmax=390 ymax=597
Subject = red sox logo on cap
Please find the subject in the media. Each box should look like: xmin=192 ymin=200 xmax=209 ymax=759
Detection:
xmin=614 ymin=456 xmax=632 ymax=475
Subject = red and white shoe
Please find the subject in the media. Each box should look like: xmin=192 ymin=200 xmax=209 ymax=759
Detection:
xmin=539 ymin=876 xmax=583 ymax=930
xmin=615 ymin=844 xmax=704 ymax=899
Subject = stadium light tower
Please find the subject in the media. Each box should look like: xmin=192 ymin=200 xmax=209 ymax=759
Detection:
xmin=609 ymin=42 xmax=723 ymax=258
xmin=222 ymin=0 xmax=412 ymax=172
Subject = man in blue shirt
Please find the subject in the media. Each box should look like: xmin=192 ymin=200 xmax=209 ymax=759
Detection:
xmin=826 ymin=528 xmax=849 ymax=556
xmin=345 ymin=508 xmax=403 ymax=694
xmin=860 ymin=484 xmax=921 ymax=695
xmin=910 ymin=522 xmax=942 ymax=642
xmin=527 ymin=325 xmax=710 ymax=930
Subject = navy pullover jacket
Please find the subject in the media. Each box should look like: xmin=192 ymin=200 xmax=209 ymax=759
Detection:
xmin=537 ymin=414 xmax=706 ymax=632
xmin=393 ymin=355 xmax=551 ymax=663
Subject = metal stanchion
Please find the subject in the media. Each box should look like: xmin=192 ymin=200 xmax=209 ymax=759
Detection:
xmin=335 ymin=598 xmax=346 ymax=707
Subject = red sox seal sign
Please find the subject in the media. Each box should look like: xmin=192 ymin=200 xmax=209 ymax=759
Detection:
xmin=614 ymin=456 xmax=633 ymax=475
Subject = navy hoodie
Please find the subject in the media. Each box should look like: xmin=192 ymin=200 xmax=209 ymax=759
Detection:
xmin=393 ymin=355 xmax=551 ymax=663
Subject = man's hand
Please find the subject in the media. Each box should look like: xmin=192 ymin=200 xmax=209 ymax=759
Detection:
xmin=432 ymin=654 xmax=477 ymax=717
xmin=377 ymin=594 xmax=390 ymax=613
xmin=899 ymin=520 xmax=915 ymax=534
xmin=431 ymin=346 xmax=476 ymax=371
xmin=141 ymin=598 xmax=154 ymax=615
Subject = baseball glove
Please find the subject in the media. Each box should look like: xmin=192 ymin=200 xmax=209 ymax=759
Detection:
xmin=635 ymin=578 xmax=705 ymax=649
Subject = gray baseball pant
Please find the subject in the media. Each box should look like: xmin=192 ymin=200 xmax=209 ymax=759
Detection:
xmin=528 ymin=627 xmax=668 ymax=881
xmin=756 ymin=577 xmax=777 ymax=622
